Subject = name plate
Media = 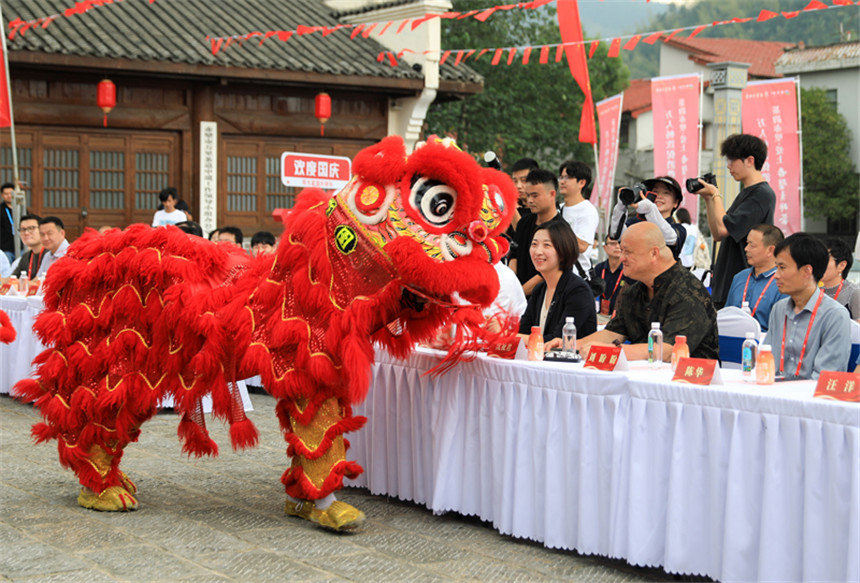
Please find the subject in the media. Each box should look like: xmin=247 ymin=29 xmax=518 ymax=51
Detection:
xmin=0 ymin=282 xmax=11 ymax=295
xmin=487 ymin=336 xmax=521 ymax=360
xmin=672 ymin=357 xmax=722 ymax=385
xmin=583 ymin=344 xmax=628 ymax=371
xmin=814 ymin=371 xmax=860 ymax=402
xmin=26 ymin=284 xmax=39 ymax=297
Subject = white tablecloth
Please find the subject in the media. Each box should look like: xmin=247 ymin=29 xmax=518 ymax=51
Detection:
xmin=0 ymin=295 xmax=252 ymax=412
xmin=352 ymin=348 xmax=860 ymax=583
xmin=0 ymin=295 xmax=44 ymax=395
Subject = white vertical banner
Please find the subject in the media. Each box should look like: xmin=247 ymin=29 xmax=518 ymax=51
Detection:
xmin=651 ymin=73 xmax=701 ymax=220
xmin=199 ymin=121 xmax=218 ymax=236
xmin=596 ymin=93 xmax=624 ymax=221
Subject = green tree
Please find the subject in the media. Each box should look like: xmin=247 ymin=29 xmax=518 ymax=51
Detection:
xmin=800 ymin=87 xmax=859 ymax=220
xmin=425 ymin=0 xmax=629 ymax=168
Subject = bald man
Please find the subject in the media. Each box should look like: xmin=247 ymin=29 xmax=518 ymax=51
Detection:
xmin=578 ymin=222 xmax=719 ymax=361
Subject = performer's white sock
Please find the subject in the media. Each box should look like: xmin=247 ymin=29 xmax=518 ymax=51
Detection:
xmin=287 ymin=493 xmax=336 ymax=510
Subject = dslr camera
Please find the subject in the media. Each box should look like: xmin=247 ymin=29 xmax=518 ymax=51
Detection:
xmin=685 ymin=172 xmax=717 ymax=193
xmin=618 ymin=183 xmax=655 ymax=206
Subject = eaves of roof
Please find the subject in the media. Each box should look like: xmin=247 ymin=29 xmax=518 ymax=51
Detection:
xmin=2 ymin=0 xmax=481 ymax=92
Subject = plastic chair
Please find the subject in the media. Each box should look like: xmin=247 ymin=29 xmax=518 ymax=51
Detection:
xmin=717 ymin=306 xmax=762 ymax=369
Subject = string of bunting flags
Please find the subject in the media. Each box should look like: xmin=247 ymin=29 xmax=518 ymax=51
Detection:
xmin=375 ymin=0 xmax=858 ymax=66
xmin=6 ymin=0 xmax=858 ymax=64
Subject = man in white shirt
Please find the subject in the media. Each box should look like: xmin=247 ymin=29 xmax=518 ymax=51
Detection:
xmin=558 ymin=160 xmax=599 ymax=275
xmin=36 ymin=216 xmax=70 ymax=279
xmin=152 ymin=189 xmax=189 ymax=227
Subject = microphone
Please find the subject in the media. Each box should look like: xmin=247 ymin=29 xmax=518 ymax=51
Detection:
xmin=483 ymin=151 xmax=502 ymax=171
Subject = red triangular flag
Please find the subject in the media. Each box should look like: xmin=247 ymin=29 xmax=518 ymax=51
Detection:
xmin=522 ymin=47 xmax=532 ymax=64
xmin=623 ymin=35 xmax=641 ymax=51
xmin=506 ymin=47 xmax=517 ymax=65
xmin=688 ymin=25 xmax=707 ymax=39
xmin=757 ymin=9 xmax=778 ymax=21
xmin=539 ymin=45 xmax=550 ymax=64
xmin=607 ymin=38 xmax=621 ymax=58
xmin=643 ymin=30 xmax=663 ymax=44
xmin=491 ymin=48 xmax=504 ymax=65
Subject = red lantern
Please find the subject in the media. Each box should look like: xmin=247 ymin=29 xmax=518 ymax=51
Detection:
xmin=97 ymin=79 xmax=116 ymax=127
xmin=315 ymin=92 xmax=331 ymax=137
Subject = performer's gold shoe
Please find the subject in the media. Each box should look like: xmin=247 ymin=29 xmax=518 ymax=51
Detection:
xmin=285 ymin=499 xmax=365 ymax=531
xmin=77 ymin=486 xmax=138 ymax=512
xmin=119 ymin=471 xmax=137 ymax=494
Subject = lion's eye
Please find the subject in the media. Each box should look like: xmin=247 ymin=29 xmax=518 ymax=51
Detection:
xmin=409 ymin=177 xmax=457 ymax=226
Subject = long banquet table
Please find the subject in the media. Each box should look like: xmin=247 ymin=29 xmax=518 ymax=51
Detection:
xmin=350 ymin=348 xmax=860 ymax=583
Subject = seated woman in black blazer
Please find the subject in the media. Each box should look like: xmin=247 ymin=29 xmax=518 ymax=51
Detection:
xmin=518 ymin=221 xmax=597 ymax=349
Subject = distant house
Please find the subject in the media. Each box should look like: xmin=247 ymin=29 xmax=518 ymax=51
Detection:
xmin=0 ymin=0 xmax=479 ymax=238
xmin=775 ymin=41 xmax=860 ymax=178
xmin=616 ymin=37 xmax=794 ymax=191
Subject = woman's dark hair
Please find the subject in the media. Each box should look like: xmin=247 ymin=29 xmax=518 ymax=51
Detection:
xmin=533 ymin=220 xmax=578 ymax=272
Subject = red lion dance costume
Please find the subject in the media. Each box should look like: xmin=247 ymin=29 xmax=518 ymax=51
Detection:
xmin=15 ymin=136 xmax=516 ymax=531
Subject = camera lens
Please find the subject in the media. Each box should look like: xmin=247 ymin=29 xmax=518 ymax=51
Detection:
xmin=685 ymin=178 xmax=703 ymax=193
xmin=618 ymin=188 xmax=635 ymax=206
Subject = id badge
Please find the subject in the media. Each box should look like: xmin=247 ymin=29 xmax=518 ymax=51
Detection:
xmin=600 ymin=299 xmax=611 ymax=315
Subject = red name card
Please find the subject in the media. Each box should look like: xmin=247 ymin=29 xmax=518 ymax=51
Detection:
xmin=672 ymin=357 xmax=722 ymax=385
xmin=26 ymin=284 xmax=39 ymax=297
xmin=583 ymin=344 xmax=626 ymax=371
xmin=487 ymin=336 xmax=521 ymax=360
xmin=0 ymin=282 xmax=11 ymax=295
xmin=814 ymin=371 xmax=860 ymax=402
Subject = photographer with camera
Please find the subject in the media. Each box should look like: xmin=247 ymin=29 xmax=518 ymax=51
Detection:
xmin=609 ymin=175 xmax=687 ymax=261
xmin=690 ymin=134 xmax=775 ymax=308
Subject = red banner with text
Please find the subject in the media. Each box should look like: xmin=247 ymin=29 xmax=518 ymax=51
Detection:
xmin=596 ymin=93 xmax=623 ymax=218
xmin=742 ymin=79 xmax=801 ymax=235
xmin=0 ymin=44 xmax=11 ymax=128
xmin=651 ymin=74 xmax=700 ymax=221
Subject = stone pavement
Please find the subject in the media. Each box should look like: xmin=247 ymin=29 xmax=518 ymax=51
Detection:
xmin=0 ymin=392 xmax=705 ymax=583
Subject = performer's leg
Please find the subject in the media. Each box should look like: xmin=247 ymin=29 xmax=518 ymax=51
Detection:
xmin=73 ymin=442 xmax=138 ymax=512
xmin=278 ymin=396 xmax=366 ymax=531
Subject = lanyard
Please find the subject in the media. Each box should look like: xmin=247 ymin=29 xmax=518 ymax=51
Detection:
xmin=4 ymin=207 xmax=12 ymax=235
xmin=742 ymin=271 xmax=776 ymax=317
xmin=602 ymin=266 xmax=623 ymax=300
xmin=28 ymin=248 xmax=44 ymax=279
xmin=780 ymin=289 xmax=824 ymax=378
xmin=832 ymin=279 xmax=845 ymax=300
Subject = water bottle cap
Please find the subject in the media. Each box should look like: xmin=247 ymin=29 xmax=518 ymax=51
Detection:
xmin=651 ymin=322 xmax=660 ymax=329
xmin=760 ymin=344 xmax=772 ymax=352
xmin=565 ymin=317 xmax=574 ymax=323
xmin=745 ymin=332 xmax=756 ymax=339
xmin=676 ymin=335 xmax=687 ymax=344
xmin=531 ymin=326 xmax=541 ymax=333
xmin=742 ymin=301 xmax=749 ymax=307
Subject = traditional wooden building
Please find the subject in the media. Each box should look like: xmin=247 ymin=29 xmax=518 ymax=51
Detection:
xmin=1 ymin=0 xmax=481 ymax=239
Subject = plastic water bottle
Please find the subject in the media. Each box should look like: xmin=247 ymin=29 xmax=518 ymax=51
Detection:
xmin=562 ymin=317 xmax=577 ymax=354
xmin=741 ymin=301 xmax=752 ymax=315
xmin=756 ymin=344 xmax=775 ymax=385
xmin=19 ymin=275 xmax=28 ymax=294
xmin=647 ymin=322 xmax=663 ymax=368
xmin=741 ymin=332 xmax=758 ymax=378
xmin=670 ymin=335 xmax=689 ymax=371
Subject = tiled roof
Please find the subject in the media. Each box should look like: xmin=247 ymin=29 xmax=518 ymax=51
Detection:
xmin=332 ymin=0 xmax=418 ymax=18
xmin=622 ymin=78 xmax=652 ymax=118
xmin=664 ymin=36 xmax=795 ymax=78
xmin=776 ymin=41 xmax=860 ymax=70
xmin=2 ymin=0 xmax=481 ymax=86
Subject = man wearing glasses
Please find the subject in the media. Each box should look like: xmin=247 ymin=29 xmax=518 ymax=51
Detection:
xmin=558 ymin=160 xmax=599 ymax=276
xmin=9 ymin=214 xmax=45 ymax=279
